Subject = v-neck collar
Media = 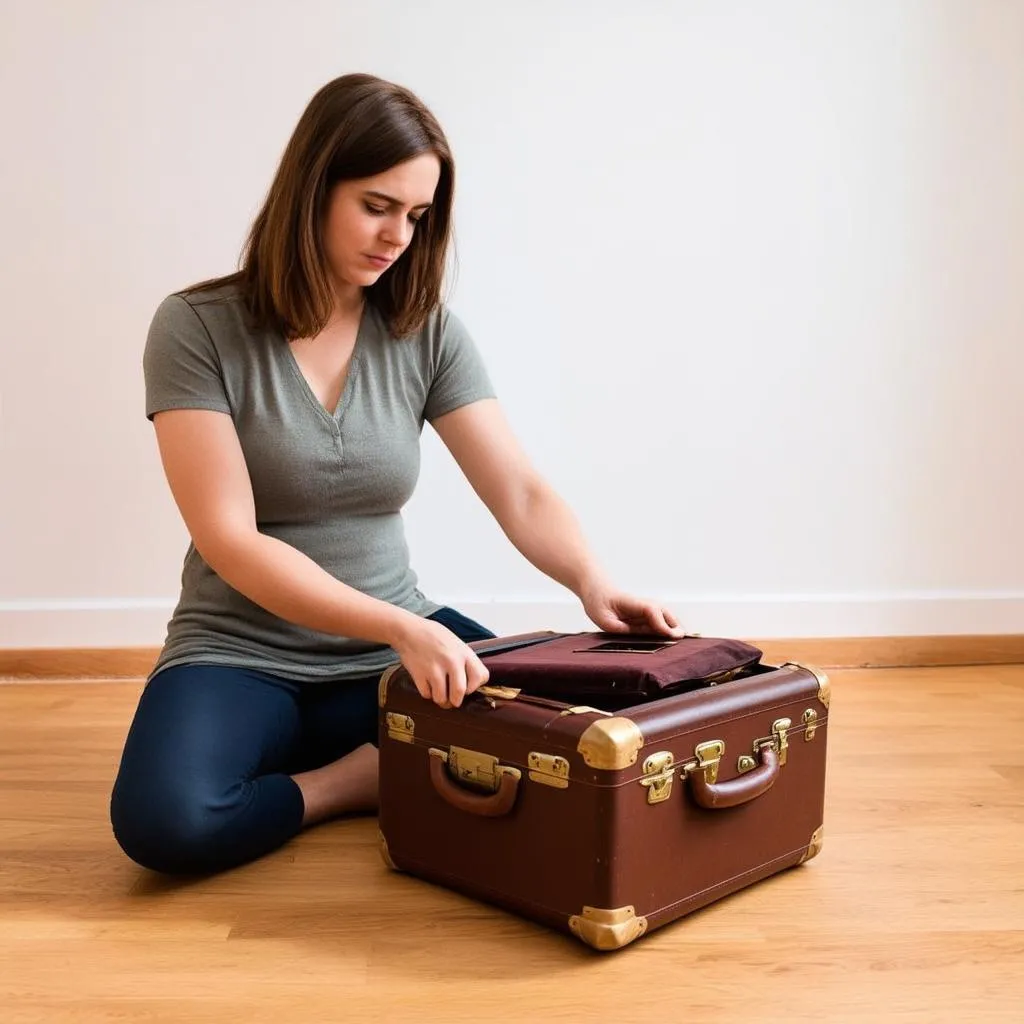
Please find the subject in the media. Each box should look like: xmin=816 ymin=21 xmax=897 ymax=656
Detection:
xmin=281 ymin=302 xmax=372 ymax=427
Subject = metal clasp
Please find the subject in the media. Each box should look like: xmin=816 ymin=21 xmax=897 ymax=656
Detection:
xmin=640 ymin=751 xmax=675 ymax=803
xmin=803 ymin=708 xmax=818 ymax=741
xmin=528 ymin=751 xmax=570 ymax=789
xmin=477 ymin=685 xmax=521 ymax=701
xmin=683 ymin=739 xmax=725 ymax=784
xmin=772 ymin=718 xmax=791 ymax=766
xmin=751 ymin=718 xmax=791 ymax=766
xmin=385 ymin=712 xmax=414 ymax=743
xmin=442 ymin=746 xmax=503 ymax=793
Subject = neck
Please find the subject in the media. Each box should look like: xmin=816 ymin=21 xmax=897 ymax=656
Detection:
xmin=330 ymin=280 xmax=365 ymax=322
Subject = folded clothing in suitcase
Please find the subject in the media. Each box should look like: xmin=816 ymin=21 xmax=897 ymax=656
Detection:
xmin=478 ymin=631 xmax=764 ymax=699
xmin=376 ymin=631 xmax=829 ymax=951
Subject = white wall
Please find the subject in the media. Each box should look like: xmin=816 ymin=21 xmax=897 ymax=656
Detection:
xmin=1 ymin=0 xmax=1022 ymax=647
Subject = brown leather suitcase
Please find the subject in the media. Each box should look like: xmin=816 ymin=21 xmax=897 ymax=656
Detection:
xmin=376 ymin=631 xmax=830 ymax=951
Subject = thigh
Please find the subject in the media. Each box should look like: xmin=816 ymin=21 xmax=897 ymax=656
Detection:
xmin=293 ymin=605 xmax=498 ymax=768
xmin=426 ymin=604 xmax=497 ymax=642
xmin=290 ymin=673 xmax=380 ymax=772
xmin=112 ymin=663 xmax=303 ymax=804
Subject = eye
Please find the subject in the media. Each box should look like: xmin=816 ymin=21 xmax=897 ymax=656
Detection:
xmin=364 ymin=202 xmax=387 ymax=216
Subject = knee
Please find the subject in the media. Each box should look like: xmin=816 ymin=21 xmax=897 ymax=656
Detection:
xmin=109 ymin=772 xmax=239 ymax=875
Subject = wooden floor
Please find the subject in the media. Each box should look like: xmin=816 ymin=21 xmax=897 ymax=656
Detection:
xmin=1 ymin=666 xmax=1023 ymax=1023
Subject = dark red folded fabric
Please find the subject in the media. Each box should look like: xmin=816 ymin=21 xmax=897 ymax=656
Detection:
xmin=481 ymin=632 xmax=763 ymax=697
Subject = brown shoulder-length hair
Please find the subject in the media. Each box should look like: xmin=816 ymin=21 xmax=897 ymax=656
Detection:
xmin=190 ymin=73 xmax=456 ymax=339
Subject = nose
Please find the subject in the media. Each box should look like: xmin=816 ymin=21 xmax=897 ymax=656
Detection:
xmin=380 ymin=213 xmax=412 ymax=251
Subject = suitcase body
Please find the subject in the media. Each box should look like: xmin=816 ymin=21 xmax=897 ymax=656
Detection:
xmin=376 ymin=633 xmax=830 ymax=951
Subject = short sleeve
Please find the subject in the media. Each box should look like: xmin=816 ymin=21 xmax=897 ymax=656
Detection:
xmin=143 ymin=293 xmax=232 ymax=421
xmin=423 ymin=307 xmax=496 ymax=422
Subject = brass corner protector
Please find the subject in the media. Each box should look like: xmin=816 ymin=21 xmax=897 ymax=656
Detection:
xmin=782 ymin=661 xmax=831 ymax=709
xmin=800 ymin=825 xmax=824 ymax=863
xmin=378 ymin=830 xmax=400 ymax=871
xmin=568 ymin=905 xmax=648 ymax=950
xmin=577 ymin=717 xmax=645 ymax=770
xmin=377 ymin=662 xmax=403 ymax=707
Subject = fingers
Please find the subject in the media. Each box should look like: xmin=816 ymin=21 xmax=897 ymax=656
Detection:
xmin=601 ymin=618 xmax=631 ymax=633
xmin=447 ymin=659 xmax=468 ymax=709
xmin=660 ymin=607 xmax=690 ymax=637
xmin=406 ymin=664 xmax=449 ymax=707
xmin=646 ymin=605 xmax=679 ymax=635
xmin=588 ymin=604 xmax=629 ymax=633
xmin=411 ymin=673 xmax=433 ymax=702
xmin=465 ymin=654 xmax=490 ymax=697
xmin=423 ymin=649 xmax=481 ymax=709
xmin=591 ymin=595 xmax=685 ymax=638
xmin=447 ymin=651 xmax=489 ymax=707
xmin=427 ymin=664 xmax=453 ymax=708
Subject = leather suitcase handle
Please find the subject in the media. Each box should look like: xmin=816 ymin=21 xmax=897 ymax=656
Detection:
xmin=687 ymin=745 xmax=780 ymax=809
xmin=428 ymin=749 xmax=521 ymax=817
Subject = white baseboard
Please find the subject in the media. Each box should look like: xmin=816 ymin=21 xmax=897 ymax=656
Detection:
xmin=1 ymin=591 xmax=1022 ymax=648
xmin=0 ymin=599 xmax=177 ymax=648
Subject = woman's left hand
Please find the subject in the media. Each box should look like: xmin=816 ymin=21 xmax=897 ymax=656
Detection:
xmin=580 ymin=579 xmax=686 ymax=637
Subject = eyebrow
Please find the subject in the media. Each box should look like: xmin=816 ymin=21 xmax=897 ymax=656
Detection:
xmin=364 ymin=190 xmax=432 ymax=210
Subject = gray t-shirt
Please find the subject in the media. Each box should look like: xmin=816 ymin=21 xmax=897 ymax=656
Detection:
xmin=142 ymin=282 xmax=495 ymax=682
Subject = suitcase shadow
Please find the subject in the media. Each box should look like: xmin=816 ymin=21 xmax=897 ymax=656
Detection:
xmin=120 ymin=860 xmax=772 ymax=979
xmin=118 ymin=822 xmax=801 ymax=975
xmin=121 ymin=855 xmax=597 ymax=972
xmin=356 ymin=858 xmax=809 ymax=977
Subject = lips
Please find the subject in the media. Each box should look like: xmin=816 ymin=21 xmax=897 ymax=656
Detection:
xmin=365 ymin=254 xmax=394 ymax=266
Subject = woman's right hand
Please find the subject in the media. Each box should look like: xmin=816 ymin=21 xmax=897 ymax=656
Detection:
xmin=390 ymin=615 xmax=490 ymax=709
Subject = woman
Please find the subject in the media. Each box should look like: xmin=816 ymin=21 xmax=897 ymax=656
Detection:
xmin=111 ymin=73 xmax=683 ymax=876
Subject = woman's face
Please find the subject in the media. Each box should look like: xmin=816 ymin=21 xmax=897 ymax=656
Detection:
xmin=323 ymin=152 xmax=441 ymax=292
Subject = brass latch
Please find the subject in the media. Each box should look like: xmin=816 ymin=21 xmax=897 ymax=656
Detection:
xmin=477 ymin=684 xmax=521 ymax=701
xmin=751 ymin=718 xmax=791 ymax=766
xmin=682 ymin=739 xmax=725 ymax=784
xmin=528 ymin=751 xmax=570 ymax=789
xmin=441 ymin=745 xmax=505 ymax=793
xmin=558 ymin=705 xmax=614 ymax=717
xmin=385 ymin=712 xmax=414 ymax=743
xmin=640 ymin=751 xmax=675 ymax=803
xmin=803 ymin=708 xmax=818 ymax=741
xmin=773 ymin=718 xmax=790 ymax=766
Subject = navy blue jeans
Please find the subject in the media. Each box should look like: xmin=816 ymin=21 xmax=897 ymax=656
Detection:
xmin=109 ymin=606 xmax=495 ymax=875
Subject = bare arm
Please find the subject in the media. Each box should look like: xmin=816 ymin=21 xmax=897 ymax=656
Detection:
xmin=431 ymin=399 xmax=683 ymax=635
xmin=151 ymin=409 xmax=488 ymax=704
xmin=434 ymin=403 xmax=607 ymax=597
